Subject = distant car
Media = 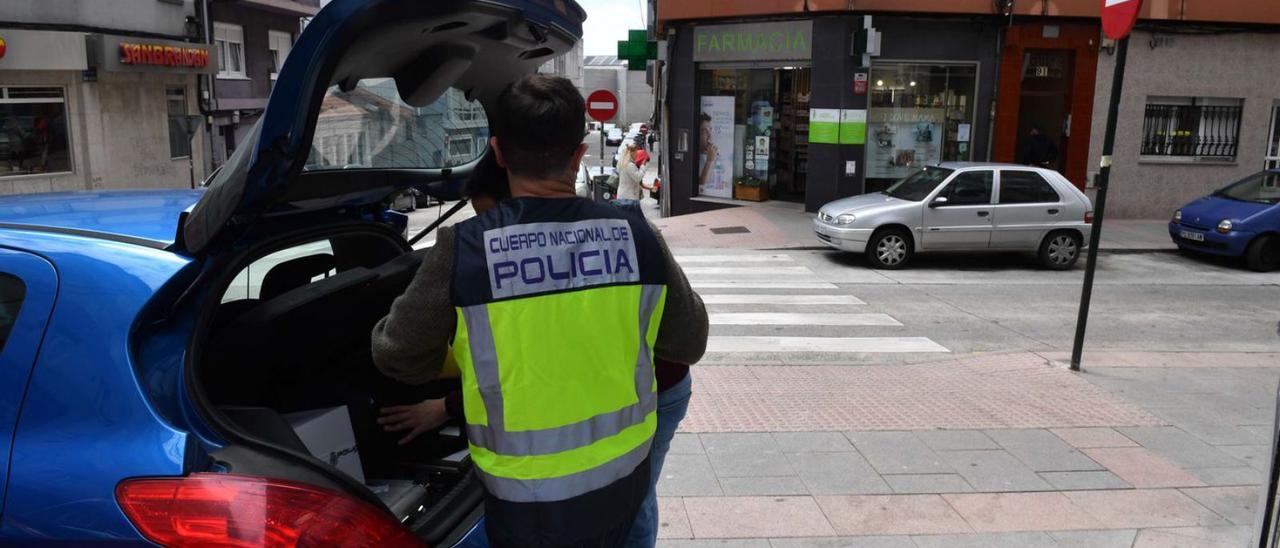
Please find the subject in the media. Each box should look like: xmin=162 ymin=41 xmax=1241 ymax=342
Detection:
xmin=605 ymin=127 xmax=623 ymax=146
xmin=1170 ymin=169 xmax=1280 ymax=271
xmin=815 ymin=163 xmax=1094 ymax=270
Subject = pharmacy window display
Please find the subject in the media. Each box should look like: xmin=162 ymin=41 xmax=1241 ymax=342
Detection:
xmin=866 ymin=63 xmax=977 ymax=191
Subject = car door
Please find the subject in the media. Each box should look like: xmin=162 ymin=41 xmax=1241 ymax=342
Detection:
xmin=921 ymin=170 xmax=995 ymax=250
xmin=990 ymin=170 xmax=1064 ymax=249
xmin=0 ymin=249 xmax=57 ymax=518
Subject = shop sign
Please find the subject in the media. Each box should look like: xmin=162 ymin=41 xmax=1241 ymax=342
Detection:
xmin=839 ymin=109 xmax=867 ymax=145
xmin=693 ymin=21 xmax=812 ymax=62
xmin=853 ymin=73 xmax=868 ymax=96
xmin=86 ymin=34 xmax=218 ymax=74
xmin=808 ymin=108 xmax=840 ymax=145
xmin=119 ymin=42 xmax=210 ymax=69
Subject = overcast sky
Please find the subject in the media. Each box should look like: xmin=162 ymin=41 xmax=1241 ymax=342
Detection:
xmin=577 ymin=0 xmax=647 ymax=56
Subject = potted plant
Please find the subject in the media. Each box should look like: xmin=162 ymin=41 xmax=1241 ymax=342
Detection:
xmin=733 ymin=176 xmax=769 ymax=202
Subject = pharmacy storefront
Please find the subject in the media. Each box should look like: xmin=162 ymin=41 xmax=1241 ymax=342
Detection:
xmin=663 ymin=16 xmax=998 ymax=215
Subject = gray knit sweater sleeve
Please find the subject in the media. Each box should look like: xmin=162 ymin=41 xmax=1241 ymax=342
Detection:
xmin=650 ymin=224 xmax=709 ymax=365
xmin=370 ymin=226 xmax=457 ymax=386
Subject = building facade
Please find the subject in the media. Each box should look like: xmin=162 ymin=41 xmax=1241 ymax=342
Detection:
xmin=582 ymin=55 xmax=654 ymax=127
xmin=538 ymin=40 xmax=585 ymax=89
xmin=206 ymin=0 xmax=317 ymax=168
xmin=654 ymin=0 xmax=1280 ymax=218
xmin=0 ymin=0 xmax=216 ymax=194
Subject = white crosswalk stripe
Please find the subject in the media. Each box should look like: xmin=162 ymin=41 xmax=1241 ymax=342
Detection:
xmin=706 ymin=336 xmax=949 ymax=353
xmin=709 ymin=313 xmax=900 ymax=326
xmin=693 ymin=281 xmax=839 ymax=289
xmin=675 ymin=254 xmax=794 ymax=263
xmin=677 ymin=251 xmax=948 ymax=356
xmin=701 ymin=294 xmax=864 ymax=305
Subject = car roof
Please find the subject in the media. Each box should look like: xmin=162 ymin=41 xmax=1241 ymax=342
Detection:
xmin=0 ymin=190 xmax=203 ymax=249
xmin=936 ymin=162 xmax=1042 ymax=170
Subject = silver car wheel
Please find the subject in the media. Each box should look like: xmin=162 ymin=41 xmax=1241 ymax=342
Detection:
xmin=1047 ymin=235 xmax=1078 ymax=264
xmin=877 ymin=235 xmax=907 ymax=266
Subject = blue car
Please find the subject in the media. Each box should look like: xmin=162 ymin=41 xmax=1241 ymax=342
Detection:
xmin=0 ymin=0 xmax=583 ymax=544
xmin=1170 ymin=169 xmax=1280 ymax=271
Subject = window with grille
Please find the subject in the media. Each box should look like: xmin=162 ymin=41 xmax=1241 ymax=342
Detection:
xmin=1266 ymin=103 xmax=1280 ymax=170
xmin=1141 ymin=97 xmax=1243 ymax=160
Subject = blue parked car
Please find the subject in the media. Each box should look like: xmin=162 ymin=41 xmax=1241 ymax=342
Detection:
xmin=0 ymin=0 xmax=583 ymax=544
xmin=1169 ymin=169 xmax=1280 ymax=271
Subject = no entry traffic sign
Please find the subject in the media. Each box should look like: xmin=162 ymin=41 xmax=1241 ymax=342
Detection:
xmin=586 ymin=89 xmax=618 ymax=122
xmin=1101 ymin=0 xmax=1143 ymax=40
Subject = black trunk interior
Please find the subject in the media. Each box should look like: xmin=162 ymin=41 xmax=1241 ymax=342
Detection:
xmin=197 ymin=231 xmax=481 ymax=543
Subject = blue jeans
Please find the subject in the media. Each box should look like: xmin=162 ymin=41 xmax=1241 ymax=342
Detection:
xmin=624 ymin=373 xmax=693 ymax=547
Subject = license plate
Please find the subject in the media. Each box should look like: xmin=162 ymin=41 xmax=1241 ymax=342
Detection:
xmin=1179 ymin=230 xmax=1205 ymax=242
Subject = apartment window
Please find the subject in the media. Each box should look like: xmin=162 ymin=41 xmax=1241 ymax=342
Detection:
xmin=0 ymin=86 xmax=72 ymax=178
xmin=167 ymin=88 xmax=191 ymax=159
xmin=268 ymin=30 xmax=293 ymax=80
xmin=214 ymin=22 xmax=247 ymax=79
xmin=1141 ymin=97 xmax=1243 ymax=160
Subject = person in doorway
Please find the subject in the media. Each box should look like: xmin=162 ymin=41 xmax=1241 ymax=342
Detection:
xmin=371 ymin=74 xmax=708 ymax=548
xmin=1020 ymin=124 xmax=1059 ymax=168
xmin=617 ymin=142 xmax=645 ymax=203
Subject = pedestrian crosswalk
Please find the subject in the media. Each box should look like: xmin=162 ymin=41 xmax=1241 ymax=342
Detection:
xmin=675 ymin=251 xmax=949 ymax=361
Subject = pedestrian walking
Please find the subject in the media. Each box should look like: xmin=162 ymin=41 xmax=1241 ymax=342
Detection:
xmin=371 ymin=74 xmax=708 ymax=548
xmin=616 ymin=142 xmax=645 ymax=202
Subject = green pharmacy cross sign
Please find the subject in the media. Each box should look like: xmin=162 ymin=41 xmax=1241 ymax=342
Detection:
xmin=617 ymin=29 xmax=657 ymax=71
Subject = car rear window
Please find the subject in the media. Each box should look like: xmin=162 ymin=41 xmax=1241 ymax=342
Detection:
xmin=304 ymin=80 xmax=488 ymax=171
xmin=0 ymin=273 xmax=26 ymax=354
xmin=999 ymin=171 xmax=1060 ymax=204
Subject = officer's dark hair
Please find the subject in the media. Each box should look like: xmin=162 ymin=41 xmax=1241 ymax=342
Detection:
xmin=464 ymin=151 xmax=510 ymax=201
xmin=493 ymin=74 xmax=585 ymax=182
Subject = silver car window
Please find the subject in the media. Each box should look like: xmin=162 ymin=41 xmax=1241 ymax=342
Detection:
xmin=999 ymin=171 xmax=1060 ymax=204
xmin=939 ymin=171 xmax=993 ymax=206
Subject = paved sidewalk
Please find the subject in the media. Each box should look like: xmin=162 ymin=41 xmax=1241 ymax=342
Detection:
xmin=657 ymin=351 xmax=1279 ymax=546
xmin=652 ymin=202 xmax=1175 ymax=252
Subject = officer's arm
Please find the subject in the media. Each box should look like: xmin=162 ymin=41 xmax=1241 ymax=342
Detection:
xmin=371 ymin=227 xmax=458 ymax=385
xmin=650 ymin=225 xmax=709 ymax=364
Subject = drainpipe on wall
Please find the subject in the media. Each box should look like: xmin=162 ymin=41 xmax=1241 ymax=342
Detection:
xmin=987 ymin=0 xmax=1014 ymax=162
xmin=196 ymin=0 xmax=218 ymax=175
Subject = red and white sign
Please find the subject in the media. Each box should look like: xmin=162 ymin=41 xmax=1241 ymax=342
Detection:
xmin=119 ymin=42 xmax=210 ymax=69
xmin=1101 ymin=0 xmax=1143 ymax=40
xmin=586 ymin=89 xmax=619 ymax=122
xmin=853 ymin=73 xmax=868 ymax=96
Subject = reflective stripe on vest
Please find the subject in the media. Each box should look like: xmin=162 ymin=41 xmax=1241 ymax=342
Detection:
xmin=455 ymin=283 xmax=666 ymax=502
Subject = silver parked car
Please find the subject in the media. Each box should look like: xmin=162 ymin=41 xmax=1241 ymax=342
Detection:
xmin=815 ymin=163 xmax=1094 ymax=270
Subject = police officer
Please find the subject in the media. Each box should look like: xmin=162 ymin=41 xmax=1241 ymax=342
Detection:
xmin=371 ymin=74 xmax=708 ymax=547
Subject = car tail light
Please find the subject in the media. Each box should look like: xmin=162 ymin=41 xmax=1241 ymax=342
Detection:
xmin=1084 ymin=211 xmax=1094 ymax=224
xmin=117 ymin=473 xmax=423 ymax=548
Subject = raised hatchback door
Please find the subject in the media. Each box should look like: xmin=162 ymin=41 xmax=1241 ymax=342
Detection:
xmin=921 ymin=170 xmax=995 ymax=250
xmin=990 ymin=170 xmax=1064 ymax=250
xmin=0 ymin=249 xmax=57 ymax=519
xmin=182 ymin=0 xmax=585 ymax=254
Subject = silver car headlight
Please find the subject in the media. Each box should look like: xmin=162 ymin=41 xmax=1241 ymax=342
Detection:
xmin=836 ymin=214 xmax=857 ymax=225
xmin=1217 ymin=219 xmax=1233 ymax=234
xmin=1173 ymin=210 xmax=1182 ymax=223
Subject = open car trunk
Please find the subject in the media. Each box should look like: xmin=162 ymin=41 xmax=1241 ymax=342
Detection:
xmin=175 ymin=0 xmax=585 ymax=543
xmin=191 ymin=225 xmax=482 ymax=544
